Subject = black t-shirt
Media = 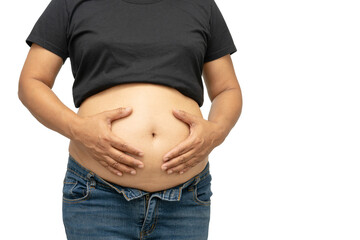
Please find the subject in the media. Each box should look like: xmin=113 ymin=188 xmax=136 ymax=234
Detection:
xmin=26 ymin=0 xmax=237 ymax=108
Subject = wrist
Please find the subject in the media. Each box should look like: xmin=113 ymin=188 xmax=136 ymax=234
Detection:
xmin=68 ymin=115 xmax=84 ymax=142
xmin=211 ymin=121 xmax=227 ymax=147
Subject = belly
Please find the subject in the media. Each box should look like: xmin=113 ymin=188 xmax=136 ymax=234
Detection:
xmin=68 ymin=83 xmax=209 ymax=192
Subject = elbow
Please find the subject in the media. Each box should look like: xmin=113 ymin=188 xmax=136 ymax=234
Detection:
xmin=222 ymin=87 xmax=243 ymax=106
xmin=17 ymin=77 xmax=32 ymax=105
xmin=226 ymin=87 xmax=243 ymax=116
xmin=235 ymin=87 xmax=243 ymax=115
xmin=237 ymin=86 xmax=243 ymax=107
xmin=18 ymin=80 xmax=25 ymax=104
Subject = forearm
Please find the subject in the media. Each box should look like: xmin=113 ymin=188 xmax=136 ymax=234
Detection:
xmin=18 ymin=79 xmax=81 ymax=140
xmin=207 ymin=88 xmax=243 ymax=145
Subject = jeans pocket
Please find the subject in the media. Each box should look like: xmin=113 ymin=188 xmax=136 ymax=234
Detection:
xmin=62 ymin=169 xmax=92 ymax=204
xmin=192 ymin=172 xmax=213 ymax=206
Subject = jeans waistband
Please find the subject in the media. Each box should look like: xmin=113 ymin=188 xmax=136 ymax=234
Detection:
xmin=67 ymin=154 xmax=210 ymax=201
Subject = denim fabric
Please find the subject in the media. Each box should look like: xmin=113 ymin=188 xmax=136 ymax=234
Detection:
xmin=62 ymin=154 xmax=212 ymax=240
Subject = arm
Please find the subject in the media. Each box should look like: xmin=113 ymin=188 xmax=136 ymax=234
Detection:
xmin=204 ymin=54 xmax=243 ymax=146
xmin=161 ymin=54 xmax=242 ymax=174
xmin=18 ymin=43 xmax=80 ymax=140
xmin=19 ymin=43 xmax=144 ymax=176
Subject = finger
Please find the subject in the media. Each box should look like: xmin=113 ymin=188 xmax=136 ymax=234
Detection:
xmin=110 ymin=134 xmax=144 ymax=157
xmin=161 ymin=150 xmax=194 ymax=173
xmin=103 ymin=155 xmax=137 ymax=175
xmin=177 ymin=165 xmax=192 ymax=175
xmin=172 ymin=109 xmax=197 ymax=127
xmin=108 ymin=147 xmax=144 ymax=169
xmin=179 ymin=167 xmax=189 ymax=175
xmin=171 ymin=160 xmax=199 ymax=175
xmin=98 ymin=160 xmax=123 ymax=176
xmin=105 ymin=107 xmax=132 ymax=123
xmin=163 ymin=137 xmax=194 ymax=162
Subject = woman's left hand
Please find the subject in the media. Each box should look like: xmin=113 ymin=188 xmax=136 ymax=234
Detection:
xmin=161 ymin=109 xmax=224 ymax=175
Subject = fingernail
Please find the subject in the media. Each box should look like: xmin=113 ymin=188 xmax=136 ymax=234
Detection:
xmin=162 ymin=165 xmax=167 ymax=171
xmin=180 ymin=171 xmax=184 ymax=175
xmin=125 ymin=107 xmax=131 ymax=111
xmin=164 ymin=157 xmax=169 ymax=161
xmin=131 ymin=170 xmax=136 ymax=175
xmin=138 ymin=164 xmax=144 ymax=168
xmin=117 ymin=172 xmax=122 ymax=176
xmin=167 ymin=169 xmax=173 ymax=174
xmin=139 ymin=152 xmax=144 ymax=156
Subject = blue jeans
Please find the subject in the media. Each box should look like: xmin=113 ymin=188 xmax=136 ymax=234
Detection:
xmin=62 ymin=154 xmax=212 ymax=240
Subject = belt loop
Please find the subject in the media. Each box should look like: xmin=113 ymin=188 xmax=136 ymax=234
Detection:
xmin=87 ymin=172 xmax=96 ymax=188
xmin=187 ymin=176 xmax=201 ymax=192
xmin=194 ymin=176 xmax=201 ymax=186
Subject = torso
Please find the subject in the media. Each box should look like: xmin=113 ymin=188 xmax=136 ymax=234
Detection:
xmin=68 ymin=83 xmax=209 ymax=193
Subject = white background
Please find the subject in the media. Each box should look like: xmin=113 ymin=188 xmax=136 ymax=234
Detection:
xmin=2 ymin=0 xmax=360 ymax=239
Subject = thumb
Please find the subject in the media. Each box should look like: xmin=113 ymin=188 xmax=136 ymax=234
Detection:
xmin=173 ymin=109 xmax=196 ymax=126
xmin=106 ymin=107 xmax=132 ymax=121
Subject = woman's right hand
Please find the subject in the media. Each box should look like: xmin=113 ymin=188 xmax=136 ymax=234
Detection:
xmin=71 ymin=107 xmax=144 ymax=176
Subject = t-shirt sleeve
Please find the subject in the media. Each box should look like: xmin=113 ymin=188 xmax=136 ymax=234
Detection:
xmin=25 ymin=0 xmax=69 ymax=64
xmin=204 ymin=0 xmax=237 ymax=63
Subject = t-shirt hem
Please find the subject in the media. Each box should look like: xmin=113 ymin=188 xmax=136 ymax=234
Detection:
xmin=26 ymin=34 xmax=68 ymax=64
xmin=204 ymin=44 xmax=237 ymax=63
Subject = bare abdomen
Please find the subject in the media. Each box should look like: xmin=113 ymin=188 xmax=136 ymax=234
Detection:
xmin=68 ymin=83 xmax=209 ymax=192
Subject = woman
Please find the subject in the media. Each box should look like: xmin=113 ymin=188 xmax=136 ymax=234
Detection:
xmin=19 ymin=0 xmax=242 ymax=239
